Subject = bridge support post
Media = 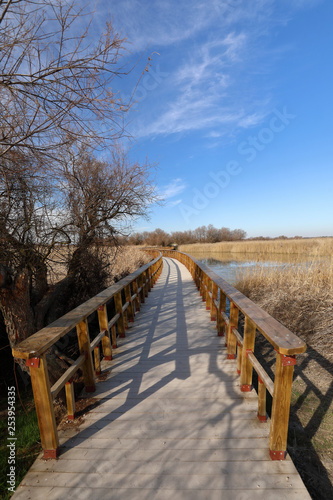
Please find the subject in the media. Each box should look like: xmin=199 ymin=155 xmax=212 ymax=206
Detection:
xmin=227 ymin=303 xmax=238 ymax=359
xmin=258 ymin=377 xmax=267 ymax=422
xmin=77 ymin=319 xmax=96 ymax=392
xmin=133 ymin=279 xmax=141 ymax=312
xmin=237 ymin=342 xmax=243 ymax=374
xmin=65 ymin=379 xmax=76 ymax=421
xmin=201 ymin=272 xmax=207 ymax=301
xmin=28 ymin=354 xmax=59 ymax=458
xmin=217 ymin=291 xmax=226 ymax=336
xmin=211 ymin=282 xmax=218 ymax=321
xmin=98 ymin=304 xmax=112 ymax=360
xmin=125 ymin=284 xmax=134 ymax=323
xmin=111 ymin=324 xmax=117 ymax=349
xmin=115 ymin=292 xmax=126 ymax=338
xmin=206 ymin=277 xmax=212 ymax=310
xmin=240 ymin=318 xmax=256 ymax=391
xmin=139 ymin=274 xmax=145 ymax=303
xmin=144 ymin=270 xmax=149 ymax=296
xmin=269 ymin=352 xmax=296 ymax=460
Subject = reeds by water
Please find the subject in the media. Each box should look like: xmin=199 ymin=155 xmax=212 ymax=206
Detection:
xmin=179 ymin=237 xmax=333 ymax=257
xmin=235 ymin=259 xmax=333 ymax=359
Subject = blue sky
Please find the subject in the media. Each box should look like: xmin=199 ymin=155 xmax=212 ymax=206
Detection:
xmin=96 ymin=0 xmax=333 ymax=238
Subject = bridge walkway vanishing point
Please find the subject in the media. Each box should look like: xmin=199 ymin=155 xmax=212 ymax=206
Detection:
xmin=13 ymin=257 xmax=311 ymax=500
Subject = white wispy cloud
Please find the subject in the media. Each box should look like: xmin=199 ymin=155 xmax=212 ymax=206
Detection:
xmin=134 ymin=32 xmax=249 ymax=138
xmin=160 ymin=178 xmax=187 ymax=199
xmin=95 ymin=0 xmax=323 ymax=141
xmin=167 ymin=199 xmax=183 ymax=208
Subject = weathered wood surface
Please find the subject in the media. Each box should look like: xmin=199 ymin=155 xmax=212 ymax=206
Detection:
xmin=13 ymin=257 xmax=310 ymax=500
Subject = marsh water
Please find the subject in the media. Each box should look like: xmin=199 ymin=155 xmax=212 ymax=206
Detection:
xmin=186 ymin=251 xmax=316 ymax=285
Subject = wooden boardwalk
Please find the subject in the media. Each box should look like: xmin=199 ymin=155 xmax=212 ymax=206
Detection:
xmin=13 ymin=257 xmax=311 ymax=499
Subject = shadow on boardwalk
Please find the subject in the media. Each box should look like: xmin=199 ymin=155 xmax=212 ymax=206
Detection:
xmin=248 ymin=325 xmax=333 ymax=500
xmin=13 ymin=257 xmax=311 ymax=499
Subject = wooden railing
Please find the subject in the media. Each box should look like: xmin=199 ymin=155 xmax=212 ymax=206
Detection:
xmin=12 ymin=251 xmax=163 ymax=459
xmin=160 ymin=249 xmax=307 ymax=461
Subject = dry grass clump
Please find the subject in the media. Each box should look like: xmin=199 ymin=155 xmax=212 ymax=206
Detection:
xmin=179 ymin=237 xmax=333 ymax=257
xmin=47 ymin=246 xmax=151 ymax=285
xmin=105 ymin=246 xmax=151 ymax=285
xmin=235 ymin=260 xmax=333 ymax=360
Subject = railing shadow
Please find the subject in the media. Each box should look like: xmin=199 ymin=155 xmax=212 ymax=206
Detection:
xmin=251 ymin=334 xmax=333 ymax=500
xmin=58 ymin=257 xmax=254 ymax=494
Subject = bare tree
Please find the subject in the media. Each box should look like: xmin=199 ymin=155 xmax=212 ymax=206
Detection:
xmin=0 ymin=1 xmax=158 ymax=366
xmin=0 ymin=144 xmax=157 ymax=354
xmin=0 ymin=0 xmax=132 ymax=163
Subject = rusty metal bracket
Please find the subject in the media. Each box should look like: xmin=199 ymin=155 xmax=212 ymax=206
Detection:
xmin=26 ymin=357 xmax=40 ymax=368
xmin=281 ymin=355 xmax=296 ymax=367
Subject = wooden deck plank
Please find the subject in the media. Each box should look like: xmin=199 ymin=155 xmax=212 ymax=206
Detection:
xmin=12 ymin=257 xmax=311 ymax=500
xmin=12 ymin=486 xmax=311 ymax=500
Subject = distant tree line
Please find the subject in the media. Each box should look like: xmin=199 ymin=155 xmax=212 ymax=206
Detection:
xmin=121 ymin=225 xmax=247 ymax=247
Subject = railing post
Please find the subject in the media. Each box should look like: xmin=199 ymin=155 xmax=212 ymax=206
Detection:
xmin=65 ymin=378 xmax=76 ymax=421
xmin=201 ymin=272 xmax=207 ymax=301
xmin=76 ymin=319 xmax=96 ymax=392
xmin=111 ymin=324 xmax=117 ymax=349
xmin=217 ymin=291 xmax=226 ymax=336
xmin=258 ymin=378 xmax=267 ymax=422
xmin=27 ymin=354 xmax=59 ymax=458
xmin=139 ymin=274 xmax=145 ymax=303
xmin=97 ymin=304 xmax=112 ymax=360
xmin=151 ymin=263 xmax=156 ymax=286
xmin=206 ymin=277 xmax=212 ymax=311
xmin=114 ymin=291 xmax=126 ymax=338
xmin=240 ymin=317 xmax=256 ymax=391
xmin=197 ymin=266 xmax=202 ymax=291
xmin=94 ymin=345 xmax=101 ymax=375
xmin=144 ymin=270 xmax=149 ymax=297
xmin=237 ymin=342 xmax=243 ymax=375
xmin=146 ymin=269 xmax=151 ymax=293
xmin=269 ymin=352 xmax=296 ymax=460
xmin=125 ymin=284 xmax=134 ymax=323
xmin=227 ymin=302 xmax=238 ymax=359
xmin=211 ymin=282 xmax=218 ymax=321
xmin=133 ymin=278 xmax=141 ymax=312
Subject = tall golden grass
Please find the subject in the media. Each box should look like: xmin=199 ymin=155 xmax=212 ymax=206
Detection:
xmin=48 ymin=246 xmax=151 ymax=284
xmin=235 ymin=259 xmax=333 ymax=359
xmin=179 ymin=237 xmax=333 ymax=256
xmin=105 ymin=246 xmax=151 ymax=285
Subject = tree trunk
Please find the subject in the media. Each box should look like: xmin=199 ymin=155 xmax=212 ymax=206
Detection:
xmin=0 ymin=269 xmax=35 ymax=348
xmin=0 ymin=269 xmax=35 ymax=372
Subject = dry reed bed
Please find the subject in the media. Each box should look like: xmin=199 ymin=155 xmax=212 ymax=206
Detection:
xmin=48 ymin=246 xmax=151 ymax=285
xmin=179 ymin=237 xmax=333 ymax=256
xmin=105 ymin=246 xmax=151 ymax=285
xmin=235 ymin=260 xmax=333 ymax=361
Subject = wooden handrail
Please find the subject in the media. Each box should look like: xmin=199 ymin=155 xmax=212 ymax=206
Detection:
xmin=12 ymin=251 xmax=163 ymax=459
xmin=13 ymin=254 xmax=162 ymax=360
xmin=159 ymin=248 xmax=306 ymax=461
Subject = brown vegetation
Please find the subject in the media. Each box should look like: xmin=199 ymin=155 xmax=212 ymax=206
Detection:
xmin=235 ymin=259 xmax=333 ymax=359
xmin=124 ymin=225 xmax=247 ymax=246
xmin=179 ymin=236 xmax=333 ymax=256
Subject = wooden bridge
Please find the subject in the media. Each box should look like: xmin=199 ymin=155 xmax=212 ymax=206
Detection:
xmin=12 ymin=251 xmax=311 ymax=499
